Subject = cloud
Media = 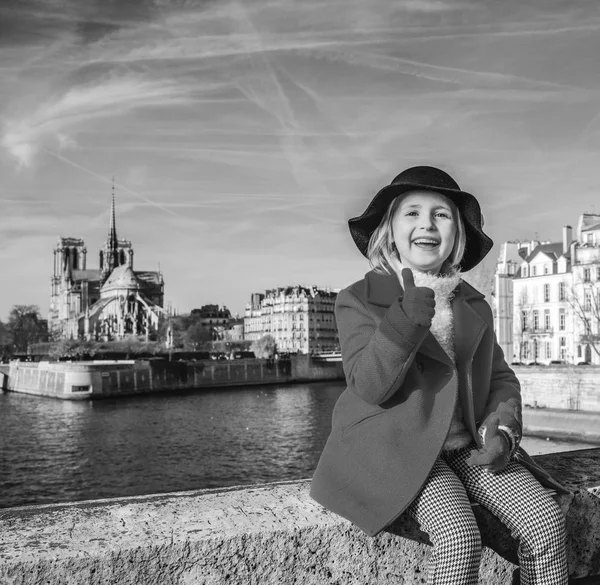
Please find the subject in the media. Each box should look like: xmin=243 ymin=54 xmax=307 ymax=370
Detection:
xmin=2 ymin=75 xmax=189 ymax=167
xmin=399 ymin=0 xmax=465 ymax=13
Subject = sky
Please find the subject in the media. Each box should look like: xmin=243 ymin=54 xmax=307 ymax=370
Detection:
xmin=1 ymin=0 xmax=600 ymax=320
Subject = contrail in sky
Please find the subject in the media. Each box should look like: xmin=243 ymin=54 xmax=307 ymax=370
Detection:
xmin=42 ymin=148 xmax=181 ymax=217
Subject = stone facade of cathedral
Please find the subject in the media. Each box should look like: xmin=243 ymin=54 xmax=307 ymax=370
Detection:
xmin=48 ymin=194 xmax=166 ymax=341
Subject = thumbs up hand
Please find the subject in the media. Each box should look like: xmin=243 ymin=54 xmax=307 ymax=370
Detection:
xmin=400 ymin=268 xmax=435 ymax=328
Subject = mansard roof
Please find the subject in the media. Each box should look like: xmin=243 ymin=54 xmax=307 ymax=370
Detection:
xmin=582 ymin=220 xmax=600 ymax=232
xmin=264 ymin=284 xmax=338 ymax=298
xmin=523 ymin=242 xmax=566 ymax=263
xmin=580 ymin=213 xmax=600 ymax=232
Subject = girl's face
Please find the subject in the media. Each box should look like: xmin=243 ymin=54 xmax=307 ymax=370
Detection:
xmin=391 ymin=190 xmax=457 ymax=274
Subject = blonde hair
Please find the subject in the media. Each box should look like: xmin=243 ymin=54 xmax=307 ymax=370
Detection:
xmin=367 ymin=193 xmax=466 ymax=275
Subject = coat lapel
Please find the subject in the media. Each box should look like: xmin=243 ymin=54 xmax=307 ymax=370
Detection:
xmin=452 ymin=282 xmax=488 ymax=365
xmin=452 ymin=282 xmax=488 ymax=443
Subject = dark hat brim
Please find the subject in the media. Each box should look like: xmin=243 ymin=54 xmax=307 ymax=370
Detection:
xmin=349 ymin=182 xmax=493 ymax=272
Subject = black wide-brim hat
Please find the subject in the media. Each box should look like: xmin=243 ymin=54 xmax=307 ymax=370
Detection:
xmin=349 ymin=165 xmax=493 ymax=272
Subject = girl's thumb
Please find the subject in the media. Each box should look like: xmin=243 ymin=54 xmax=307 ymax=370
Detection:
xmin=401 ymin=268 xmax=415 ymax=290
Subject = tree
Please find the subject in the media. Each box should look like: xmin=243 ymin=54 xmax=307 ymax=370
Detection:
xmin=0 ymin=320 xmax=12 ymax=360
xmin=157 ymin=315 xmax=191 ymax=348
xmin=48 ymin=339 xmax=99 ymax=360
xmin=513 ymin=289 xmax=536 ymax=363
xmin=251 ymin=334 xmax=277 ymax=359
xmin=183 ymin=323 xmax=211 ymax=350
xmin=567 ymin=277 xmax=600 ymax=361
xmin=6 ymin=305 xmax=48 ymax=353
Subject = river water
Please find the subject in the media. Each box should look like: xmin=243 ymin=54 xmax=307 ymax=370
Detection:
xmin=0 ymin=381 xmax=596 ymax=509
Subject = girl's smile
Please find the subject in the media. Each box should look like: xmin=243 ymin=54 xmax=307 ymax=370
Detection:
xmin=391 ymin=190 xmax=457 ymax=274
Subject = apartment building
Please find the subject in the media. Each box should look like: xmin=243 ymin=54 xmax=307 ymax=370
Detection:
xmin=244 ymin=285 xmax=340 ymax=354
xmin=494 ymin=214 xmax=600 ymax=365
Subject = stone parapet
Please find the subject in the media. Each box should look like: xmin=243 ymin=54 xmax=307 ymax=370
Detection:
xmin=1 ymin=449 xmax=599 ymax=585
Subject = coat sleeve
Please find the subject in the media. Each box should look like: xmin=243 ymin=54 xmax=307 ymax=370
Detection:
xmin=480 ymin=329 xmax=523 ymax=454
xmin=335 ymin=286 xmax=430 ymax=405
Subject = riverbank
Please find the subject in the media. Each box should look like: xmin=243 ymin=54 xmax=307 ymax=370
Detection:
xmin=522 ymin=407 xmax=600 ymax=443
xmin=0 ymin=355 xmax=344 ymax=400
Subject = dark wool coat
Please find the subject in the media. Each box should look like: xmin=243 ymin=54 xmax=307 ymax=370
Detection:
xmin=310 ymin=270 xmax=568 ymax=537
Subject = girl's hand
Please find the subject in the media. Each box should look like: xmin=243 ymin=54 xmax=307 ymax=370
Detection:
xmin=466 ymin=414 xmax=511 ymax=473
xmin=400 ymin=268 xmax=435 ymax=328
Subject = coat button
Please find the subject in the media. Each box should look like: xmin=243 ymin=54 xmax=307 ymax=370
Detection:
xmin=416 ymin=360 xmax=424 ymax=374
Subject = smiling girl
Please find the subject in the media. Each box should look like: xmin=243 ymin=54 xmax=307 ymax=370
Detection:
xmin=310 ymin=166 xmax=569 ymax=584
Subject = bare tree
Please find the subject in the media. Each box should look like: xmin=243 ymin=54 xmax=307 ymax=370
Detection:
xmin=567 ymin=276 xmax=600 ymax=360
xmin=513 ymin=289 xmax=536 ymax=363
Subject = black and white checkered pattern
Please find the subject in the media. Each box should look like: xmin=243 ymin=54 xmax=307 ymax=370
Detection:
xmin=406 ymin=457 xmax=482 ymax=584
xmin=407 ymin=445 xmax=568 ymax=584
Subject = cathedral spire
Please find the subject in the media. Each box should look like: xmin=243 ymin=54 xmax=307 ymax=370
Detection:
xmin=109 ymin=178 xmax=118 ymax=249
xmin=109 ymin=178 xmax=119 ymax=269
xmin=101 ymin=178 xmax=121 ymax=280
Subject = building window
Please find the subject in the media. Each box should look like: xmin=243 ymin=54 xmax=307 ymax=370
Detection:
xmin=533 ymin=339 xmax=539 ymax=360
xmin=522 ymin=266 xmax=528 ymax=278
xmin=559 ymin=309 xmax=566 ymax=330
xmin=543 ymin=284 xmax=550 ymax=302
xmin=533 ymin=310 xmax=539 ymax=331
xmin=532 ymin=265 xmax=537 ymax=277
xmin=559 ymin=282 xmax=566 ymax=301
xmin=596 ymin=266 xmax=600 ymax=281
xmin=523 ymin=341 xmax=530 ymax=360
xmin=544 ymin=264 xmax=549 ymax=275
xmin=559 ymin=336 xmax=566 ymax=347
xmin=544 ymin=310 xmax=550 ymax=330
xmin=585 ymin=292 xmax=592 ymax=311
xmin=521 ymin=311 xmax=527 ymax=331
xmin=545 ymin=342 xmax=552 ymax=359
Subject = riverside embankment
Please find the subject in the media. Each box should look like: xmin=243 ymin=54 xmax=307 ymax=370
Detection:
xmin=0 ymin=355 xmax=344 ymax=400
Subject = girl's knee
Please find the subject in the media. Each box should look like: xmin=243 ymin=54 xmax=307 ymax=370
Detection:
xmin=522 ymin=496 xmax=566 ymax=550
xmin=436 ymin=520 xmax=482 ymax=554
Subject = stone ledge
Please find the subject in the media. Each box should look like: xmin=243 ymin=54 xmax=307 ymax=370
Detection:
xmin=1 ymin=449 xmax=599 ymax=585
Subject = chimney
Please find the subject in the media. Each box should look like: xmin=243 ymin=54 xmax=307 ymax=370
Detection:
xmin=563 ymin=225 xmax=572 ymax=255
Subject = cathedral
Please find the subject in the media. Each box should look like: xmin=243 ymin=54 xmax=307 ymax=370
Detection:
xmin=48 ymin=192 xmax=166 ymax=341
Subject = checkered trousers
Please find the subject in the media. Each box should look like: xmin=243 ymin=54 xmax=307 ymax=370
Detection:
xmin=406 ymin=445 xmax=568 ymax=585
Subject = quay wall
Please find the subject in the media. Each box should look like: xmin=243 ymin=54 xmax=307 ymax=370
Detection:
xmin=515 ymin=365 xmax=600 ymax=412
xmin=3 ymin=355 xmax=344 ymax=400
xmin=1 ymin=449 xmax=599 ymax=585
